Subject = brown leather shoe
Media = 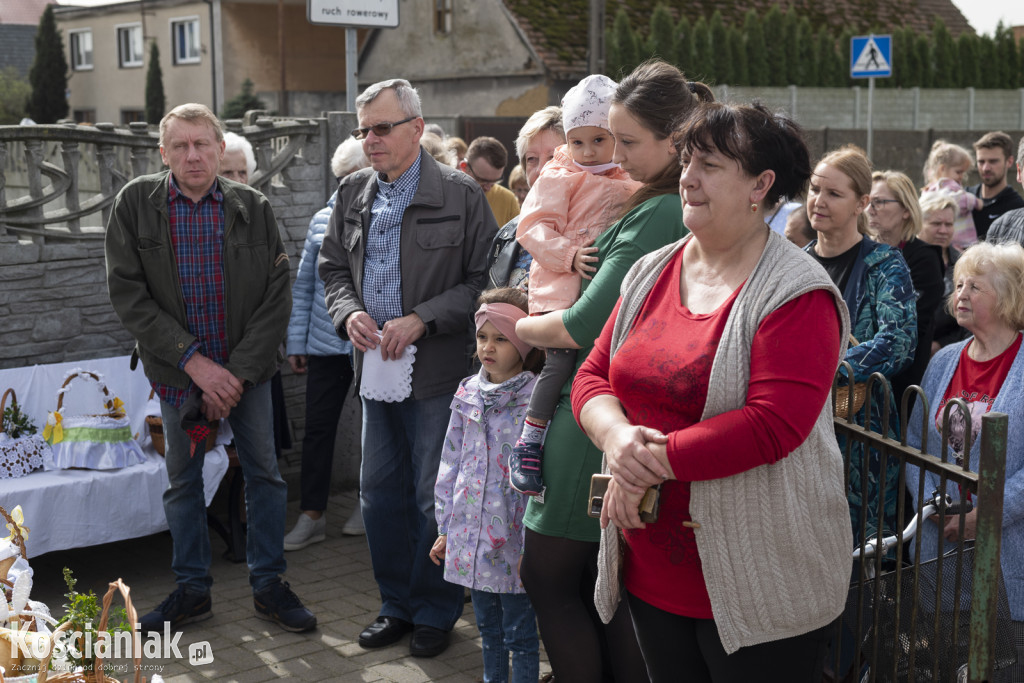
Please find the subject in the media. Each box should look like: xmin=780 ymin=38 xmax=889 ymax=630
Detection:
xmin=358 ymin=616 xmax=412 ymax=648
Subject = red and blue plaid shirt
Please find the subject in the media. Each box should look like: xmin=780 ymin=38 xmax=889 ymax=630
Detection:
xmin=153 ymin=174 xmax=228 ymax=408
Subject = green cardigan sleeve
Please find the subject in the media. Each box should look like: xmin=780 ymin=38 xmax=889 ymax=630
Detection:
xmin=562 ymin=193 xmax=687 ymax=351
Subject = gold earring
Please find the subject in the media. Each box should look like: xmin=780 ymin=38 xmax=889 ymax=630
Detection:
xmin=750 ymin=203 xmax=758 ymax=213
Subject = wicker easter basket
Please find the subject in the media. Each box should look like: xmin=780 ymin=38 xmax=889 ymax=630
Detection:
xmin=144 ymin=390 xmax=217 ymax=456
xmin=43 ymin=371 xmax=145 ymax=471
xmin=0 ymin=389 xmax=48 ymax=480
xmin=38 ymin=579 xmax=146 ymax=683
xmin=834 ymin=336 xmax=869 ymax=418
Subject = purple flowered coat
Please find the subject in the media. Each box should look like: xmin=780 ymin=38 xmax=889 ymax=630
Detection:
xmin=435 ymin=369 xmax=537 ymax=593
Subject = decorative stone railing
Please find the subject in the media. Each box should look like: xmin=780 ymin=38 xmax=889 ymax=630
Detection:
xmin=0 ymin=117 xmax=332 ymax=244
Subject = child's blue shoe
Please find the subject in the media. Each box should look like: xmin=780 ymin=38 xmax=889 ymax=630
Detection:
xmin=510 ymin=442 xmax=544 ymax=496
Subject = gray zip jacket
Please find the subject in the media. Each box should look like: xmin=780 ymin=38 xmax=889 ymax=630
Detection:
xmin=319 ymin=151 xmax=498 ymax=400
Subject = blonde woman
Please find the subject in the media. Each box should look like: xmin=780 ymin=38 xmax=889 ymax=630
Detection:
xmin=870 ymin=170 xmax=943 ymax=398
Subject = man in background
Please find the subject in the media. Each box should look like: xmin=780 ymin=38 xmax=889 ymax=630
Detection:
xmin=968 ymin=131 xmax=1024 ymax=240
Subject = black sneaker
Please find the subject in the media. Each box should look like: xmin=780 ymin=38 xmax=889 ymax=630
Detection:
xmin=510 ymin=442 xmax=544 ymax=496
xmin=254 ymin=581 xmax=317 ymax=632
xmin=139 ymin=586 xmax=212 ymax=634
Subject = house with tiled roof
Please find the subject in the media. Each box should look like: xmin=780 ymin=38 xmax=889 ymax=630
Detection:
xmin=0 ymin=0 xmax=53 ymax=79
xmin=358 ymin=0 xmax=974 ymax=118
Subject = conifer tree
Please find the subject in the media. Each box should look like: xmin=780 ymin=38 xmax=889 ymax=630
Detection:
xmin=744 ymin=10 xmax=768 ymax=86
xmin=145 ymin=42 xmax=165 ymax=124
xmin=709 ymin=11 xmax=731 ymax=85
xmin=957 ymin=32 xmax=980 ymax=89
xmin=782 ymin=8 xmax=801 ymax=86
xmin=977 ymin=35 xmax=998 ymax=88
xmin=763 ymin=5 xmax=786 ymax=86
xmin=607 ymin=8 xmax=639 ymax=79
xmin=796 ymin=17 xmax=815 ymax=86
xmin=222 ymin=78 xmax=266 ymax=120
xmin=27 ymin=6 xmax=69 ymax=123
xmin=692 ymin=14 xmax=712 ymax=83
xmin=675 ymin=14 xmax=695 ymax=75
xmin=916 ymin=33 xmax=933 ymax=88
xmin=994 ymin=23 xmax=1019 ymax=88
xmin=728 ymin=25 xmax=748 ymax=86
xmin=646 ymin=4 xmax=677 ymax=66
xmin=932 ymin=18 xmax=956 ymax=88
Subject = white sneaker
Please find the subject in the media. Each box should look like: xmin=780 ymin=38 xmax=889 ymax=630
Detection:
xmin=283 ymin=513 xmax=326 ymax=551
xmin=341 ymin=507 xmax=365 ymax=536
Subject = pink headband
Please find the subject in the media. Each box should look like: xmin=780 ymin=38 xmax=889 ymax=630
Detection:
xmin=474 ymin=303 xmax=533 ymax=361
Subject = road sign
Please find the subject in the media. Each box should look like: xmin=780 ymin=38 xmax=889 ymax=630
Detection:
xmin=851 ymin=35 xmax=891 ymax=78
xmin=307 ymin=0 xmax=399 ymax=28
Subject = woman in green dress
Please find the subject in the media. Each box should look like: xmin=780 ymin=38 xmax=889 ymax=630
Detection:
xmin=516 ymin=60 xmax=712 ymax=681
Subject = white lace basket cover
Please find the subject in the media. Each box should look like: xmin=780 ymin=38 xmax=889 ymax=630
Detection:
xmin=42 ymin=369 xmax=146 ymax=471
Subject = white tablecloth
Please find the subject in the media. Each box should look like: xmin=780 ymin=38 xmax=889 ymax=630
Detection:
xmin=0 ymin=356 xmax=229 ymax=557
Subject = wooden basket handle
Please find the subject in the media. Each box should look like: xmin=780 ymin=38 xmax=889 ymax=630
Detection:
xmin=0 ymin=504 xmax=28 ymax=563
xmin=95 ymin=579 xmax=141 ymax=683
xmin=55 ymin=371 xmax=119 ymax=418
xmin=0 ymin=388 xmax=15 ymax=437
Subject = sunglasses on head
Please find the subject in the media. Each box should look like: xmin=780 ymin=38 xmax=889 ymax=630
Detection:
xmin=351 ymin=116 xmax=417 ymax=140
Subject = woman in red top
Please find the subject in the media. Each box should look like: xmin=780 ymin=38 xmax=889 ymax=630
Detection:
xmin=572 ymin=103 xmax=853 ymax=681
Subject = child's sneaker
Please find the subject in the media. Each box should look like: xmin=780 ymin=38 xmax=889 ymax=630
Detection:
xmin=510 ymin=442 xmax=544 ymax=496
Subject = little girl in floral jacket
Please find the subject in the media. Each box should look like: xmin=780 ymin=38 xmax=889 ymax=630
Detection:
xmin=431 ymin=288 xmax=543 ymax=683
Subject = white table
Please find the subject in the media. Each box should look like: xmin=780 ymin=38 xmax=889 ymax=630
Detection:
xmin=0 ymin=356 xmax=228 ymax=557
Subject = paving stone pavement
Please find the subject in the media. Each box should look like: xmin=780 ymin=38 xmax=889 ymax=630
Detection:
xmin=28 ymin=490 xmax=552 ymax=682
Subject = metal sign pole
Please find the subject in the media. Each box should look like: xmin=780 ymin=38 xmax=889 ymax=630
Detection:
xmin=867 ymin=76 xmax=874 ymax=160
xmin=346 ymin=27 xmax=357 ymax=112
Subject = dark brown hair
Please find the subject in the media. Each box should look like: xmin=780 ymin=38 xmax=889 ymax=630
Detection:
xmin=973 ymin=130 xmax=1014 ymax=159
xmin=466 ymin=136 xmax=509 ymax=171
xmin=476 ymin=288 xmax=544 ymax=374
xmin=675 ymin=101 xmax=811 ymax=208
xmin=613 ymin=60 xmax=714 ymax=215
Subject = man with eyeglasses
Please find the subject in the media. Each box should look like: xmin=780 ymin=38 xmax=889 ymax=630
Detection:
xmin=319 ymin=78 xmax=498 ymax=659
xmin=461 ymin=136 xmax=520 ymax=226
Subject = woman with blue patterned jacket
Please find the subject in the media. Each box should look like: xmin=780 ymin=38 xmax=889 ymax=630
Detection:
xmin=804 ymin=145 xmax=918 ymax=547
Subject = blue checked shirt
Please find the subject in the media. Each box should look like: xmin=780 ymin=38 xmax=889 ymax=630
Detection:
xmin=154 ymin=174 xmax=228 ymax=408
xmin=363 ymin=151 xmax=422 ymax=326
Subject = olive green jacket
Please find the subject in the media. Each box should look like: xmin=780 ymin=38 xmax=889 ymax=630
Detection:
xmin=105 ymin=170 xmax=291 ymax=389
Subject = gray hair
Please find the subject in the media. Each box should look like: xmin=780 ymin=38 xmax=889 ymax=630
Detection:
xmin=223 ymin=131 xmax=256 ymax=176
xmin=515 ymin=106 xmax=564 ymax=162
xmin=355 ymin=79 xmax=422 ymax=118
xmin=159 ymin=103 xmax=223 ymax=147
xmin=918 ymin=190 xmax=959 ymax=218
xmin=424 ymin=123 xmax=446 ymax=139
xmin=331 ymin=137 xmax=369 ymax=179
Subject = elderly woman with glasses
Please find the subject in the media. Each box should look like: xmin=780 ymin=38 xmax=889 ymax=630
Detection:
xmin=869 ymin=171 xmax=944 ymax=400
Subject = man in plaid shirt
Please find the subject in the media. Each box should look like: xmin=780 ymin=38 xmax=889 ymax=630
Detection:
xmin=105 ymin=103 xmax=315 ymax=636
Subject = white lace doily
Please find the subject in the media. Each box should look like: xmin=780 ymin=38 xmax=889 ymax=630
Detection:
xmin=359 ymin=336 xmax=417 ymax=403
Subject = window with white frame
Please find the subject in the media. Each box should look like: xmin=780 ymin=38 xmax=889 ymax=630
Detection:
xmin=117 ymin=23 xmax=143 ymax=68
xmin=69 ymin=29 xmax=93 ymax=71
xmin=435 ymin=0 xmax=452 ymax=35
xmin=171 ymin=17 xmax=201 ymax=65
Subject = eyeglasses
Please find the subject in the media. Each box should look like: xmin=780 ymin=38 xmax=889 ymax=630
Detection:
xmin=351 ymin=116 xmax=417 ymax=140
xmin=869 ymin=198 xmax=901 ymax=210
xmin=464 ymin=159 xmax=504 ymax=186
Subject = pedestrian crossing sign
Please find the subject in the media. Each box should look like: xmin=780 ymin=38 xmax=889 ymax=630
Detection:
xmin=851 ymin=35 xmax=892 ymax=78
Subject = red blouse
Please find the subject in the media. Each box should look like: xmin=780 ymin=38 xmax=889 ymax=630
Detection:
xmin=572 ymin=246 xmax=842 ymax=617
xmin=938 ymin=333 xmax=1022 ymax=458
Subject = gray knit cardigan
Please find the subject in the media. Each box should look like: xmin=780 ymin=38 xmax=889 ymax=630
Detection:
xmin=594 ymin=229 xmax=853 ymax=654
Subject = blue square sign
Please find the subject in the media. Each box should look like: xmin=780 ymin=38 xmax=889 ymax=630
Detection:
xmin=851 ymin=35 xmax=892 ymax=78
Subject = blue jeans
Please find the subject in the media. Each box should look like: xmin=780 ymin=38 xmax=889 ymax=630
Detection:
xmin=161 ymin=381 xmax=287 ymax=593
xmin=471 ymin=590 xmax=540 ymax=683
xmin=360 ymin=394 xmax=464 ymax=630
